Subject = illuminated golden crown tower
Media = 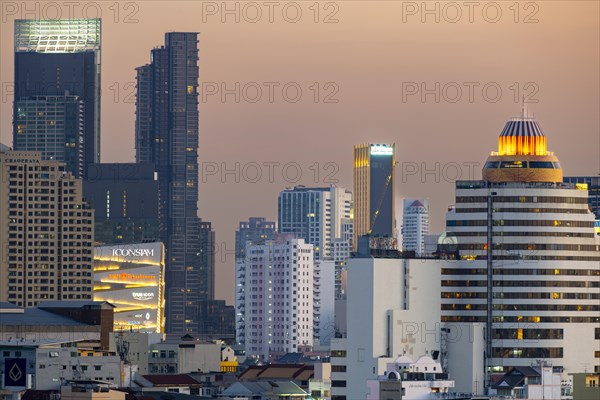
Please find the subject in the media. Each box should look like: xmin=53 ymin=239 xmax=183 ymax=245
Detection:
xmin=483 ymin=109 xmax=562 ymax=183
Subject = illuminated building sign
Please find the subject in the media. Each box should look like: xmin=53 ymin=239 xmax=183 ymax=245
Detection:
xmin=370 ymin=144 xmax=394 ymax=156
xmin=113 ymin=248 xmax=155 ymax=257
xmin=107 ymin=273 xmax=155 ymax=281
xmin=132 ymin=292 xmax=155 ymax=301
xmin=93 ymin=242 xmax=165 ymax=333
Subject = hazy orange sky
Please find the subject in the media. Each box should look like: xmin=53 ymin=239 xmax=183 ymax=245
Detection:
xmin=1 ymin=1 xmax=599 ymax=304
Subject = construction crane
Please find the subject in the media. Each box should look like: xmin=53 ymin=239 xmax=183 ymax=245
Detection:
xmin=367 ymin=159 xmax=397 ymax=235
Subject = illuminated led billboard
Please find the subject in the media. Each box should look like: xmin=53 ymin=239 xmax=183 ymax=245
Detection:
xmin=94 ymin=242 xmax=165 ymax=333
xmin=370 ymin=144 xmax=394 ymax=156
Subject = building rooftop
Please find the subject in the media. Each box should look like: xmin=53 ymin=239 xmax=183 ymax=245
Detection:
xmin=0 ymin=302 xmax=23 ymax=312
xmin=491 ymin=366 xmax=541 ymax=390
xmin=238 ymin=364 xmax=314 ymax=381
xmin=222 ymin=381 xmax=308 ymax=396
xmin=37 ymin=301 xmax=116 ymax=309
xmin=0 ymin=306 xmax=94 ymax=326
xmin=142 ymin=375 xmax=202 ymax=387
xmin=0 ymin=338 xmax=86 ymax=347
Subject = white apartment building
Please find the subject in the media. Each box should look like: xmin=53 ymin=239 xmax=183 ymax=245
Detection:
xmin=238 ymin=235 xmax=314 ymax=361
xmin=402 ymin=199 xmax=430 ymax=256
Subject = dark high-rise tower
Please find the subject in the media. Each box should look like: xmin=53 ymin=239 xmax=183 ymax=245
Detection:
xmin=135 ymin=32 xmax=210 ymax=334
xmin=13 ymin=19 xmax=101 ymax=177
xmin=353 ymin=143 xmax=396 ymax=249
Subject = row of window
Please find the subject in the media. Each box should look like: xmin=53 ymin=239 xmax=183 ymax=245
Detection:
xmin=442 ymin=292 xmax=599 ymax=300
xmin=456 ymin=196 xmax=587 ymax=204
xmin=441 ymin=316 xmax=600 ymax=323
xmin=442 ymin=280 xmax=600 ymax=288
xmin=455 ymin=207 xmax=588 ymax=214
xmin=448 ymin=219 xmax=594 ymax=227
xmin=442 ymin=304 xmax=599 ymax=312
xmin=442 ymin=268 xmax=599 ymax=276
xmin=451 ymin=231 xmax=595 ymax=238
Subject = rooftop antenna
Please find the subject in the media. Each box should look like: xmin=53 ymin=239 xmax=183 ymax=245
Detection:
xmin=521 ymin=95 xmax=527 ymax=119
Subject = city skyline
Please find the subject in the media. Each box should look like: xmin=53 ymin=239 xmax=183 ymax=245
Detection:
xmin=1 ymin=2 xmax=598 ymax=305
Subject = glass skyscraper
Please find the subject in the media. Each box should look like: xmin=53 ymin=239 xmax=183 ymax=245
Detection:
xmin=13 ymin=19 xmax=101 ymax=177
xmin=15 ymin=95 xmax=84 ymax=177
xmin=135 ymin=32 xmax=211 ymax=334
xmin=353 ymin=143 xmax=396 ymax=249
xmin=278 ymin=186 xmax=352 ymax=260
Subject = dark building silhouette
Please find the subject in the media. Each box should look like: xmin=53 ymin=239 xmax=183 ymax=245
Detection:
xmin=83 ymin=163 xmax=160 ymax=244
xmin=353 ymin=144 xmax=396 ymax=249
xmin=13 ymin=19 xmax=101 ymax=177
xmin=235 ymin=217 xmax=277 ymax=260
xmin=135 ymin=32 xmax=213 ymax=334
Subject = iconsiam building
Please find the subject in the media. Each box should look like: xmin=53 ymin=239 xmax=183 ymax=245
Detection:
xmin=93 ymin=242 xmax=166 ymax=333
xmin=442 ymin=113 xmax=600 ymax=384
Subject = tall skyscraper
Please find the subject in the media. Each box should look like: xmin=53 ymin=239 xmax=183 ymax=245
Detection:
xmin=135 ymin=32 xmax=208 ymax=334
xmin=402 ymin=198 xmax=430 ymax=255
xmin=83 ymin=163 xmax=159 ymax=244
xmin=235 ymin=217 xmax=277 ymax=260
xmin=237 ymin=235 xmax=314 ymax=361
xmin=353 ymin=144 xmax=396 ymax=249
xmin=442 ymin=115 xmax=600 ymax=384
xmin=278 ymin=186 xmax=352 ymax=260
xmin=0 ymin=150 xmax=94 ymax=307
xmin=13 ymin=19 xmax=101 ymax=177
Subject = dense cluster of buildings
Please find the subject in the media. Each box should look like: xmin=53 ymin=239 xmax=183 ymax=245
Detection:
xmin=0 ymin=16 xmax=598 ymax=400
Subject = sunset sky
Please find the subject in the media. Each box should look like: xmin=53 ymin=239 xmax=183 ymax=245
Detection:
xmin=1 ymin=1 xmax=598 ymax=303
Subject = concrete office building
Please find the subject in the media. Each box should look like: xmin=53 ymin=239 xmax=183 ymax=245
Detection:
xmin=14 ymin=19 xmax=101 ymax=176
xmin=235 ymin=217 xmax=277 ymax=260
xmin=0 ymin=342 xmax=122 ymax=390
xmin=332 ymin=238 xmax=351 ymax=300
xmin=146 ymin=335 xmax=222 ymax=374
xmin=0 ymin=301 xmax=120 ymax=391
xmin=353 ymin=143 xmax=396 ymax=249
xmin=332 ymin=246 xmax=444 ymax=399
xmin=402 ymin=199 xmax=430 ymax=256
xmin=135 ymin=32 xmax=208 ymax=334
xmin=313 ymin=260 xmax=335 ymax=347
xmin=0 ymin=150 xmax=94 ymax=307
xmin=278 ymin=186 xmax=352 ymax=260
xmin=441 ymin=114 xmax=600 ymax=388
xmin=84 ymin=163 xmax=159 ymax=244
xmin=236 ymin=235 xmax=314 ymax=361
xmin=93 ymin=242 xmax=166 ymax=333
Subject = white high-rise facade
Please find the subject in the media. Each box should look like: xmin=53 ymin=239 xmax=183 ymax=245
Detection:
xmin=237 ymin=235 xmax=314 ymax=361
xmin=442 ymin=115 xmax=600 ymax=384
xmin=402 ymin=198 xmax=430 ymax=255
